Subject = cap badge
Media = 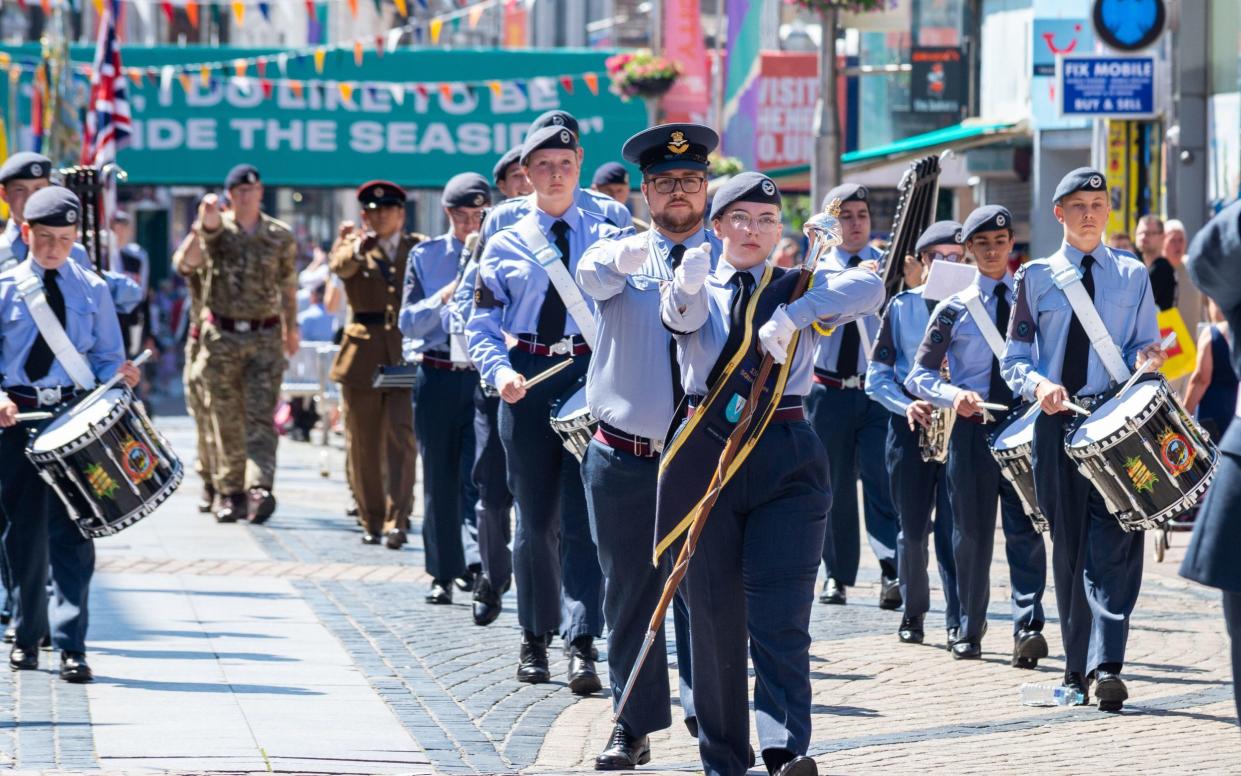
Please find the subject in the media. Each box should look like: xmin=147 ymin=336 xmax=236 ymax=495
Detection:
xmin=667 ymin=131 xmax=689 ymax=155
xmin=551 ymin=115 xmax=565 ymax=125
xmin=30 ymin=163 xmax=43 ymax=177
xmin=996 ymin=214 xmax=1007 ymax=227
xmin=374 ymin=186 xmax=385 ymax=197
xmin=761 ymin=179 xmax=776 ymax=196
xmin=856 ymin=185 xmax=869 ymax=200
xmin=66 ymin=209 xmax=78 ymax=224
xmin=245 ymin=172 xmax=256 ymax=183
xmin=473 ymin=193 xmax=485 ymax=206
xmin=1088 ymin=175 xmax=1103 ymax=188
xmin=559 ymin=129 xmax=571 ymax=144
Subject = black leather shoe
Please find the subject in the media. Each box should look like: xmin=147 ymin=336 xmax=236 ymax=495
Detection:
xmin=1012 ymin=629 xmax=1049 ymax=669
xmin=60 ymin=651 xmax=93 ymax=683
xmin=568 ymin=636 xmax=602 ymax=695
xmin=472 ymin=576 xmax=503 ymax=626
xmin=454 ymin=564 xmax=481 ymax=592
xmin=361 ymin=533 xmax=381 ymax=545
xmin=215 ymin=493 xmax=246 ymax=523
xmin=1093 ymin=670 xmax=1128 ymax=712
xmin=198 ymin=483 xmax=216 ymax=513
xmin=384 ymin=530 xmax=406 ymax=550
xmin=248 ymin=488 xmax=276 ymax=524
xmin=878 ymin=575 xmax=902 ymax=610
xmin=1064 ymin=671 xmax=1090 ymax=705
xmin=945 ymin=627 xmax=959 ymax=651
xmin=9 ymin=645 xmax=37 ymax=670
xmin=594 ymin=724 xmax=650 ymax=770
xmin=517 ymin=631 xmax=550 ymax=684
xmin=425 ymin=580 xmax=453 ymax=605
xmin=767 ymin=753 xmax=818 ymax=776
xmin=819 ymin=578 xmax=846 ymax=605
xmin=951 ymin=639 xmax=981 ymax=660
xmin=897 ymin=614 xmax=924 ymax=644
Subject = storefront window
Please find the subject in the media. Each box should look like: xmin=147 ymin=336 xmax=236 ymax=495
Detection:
xmin=1208 ymin=1 xmax=1240 ymax=208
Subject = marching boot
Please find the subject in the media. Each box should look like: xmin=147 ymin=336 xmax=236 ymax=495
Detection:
xmin=878 ymin=575 xmax=902 ymax=610
xmin=819 ymin=578 xmax=846 ymax=605
xmin=248 ymin=488 xmax=276 ymax=524
xmin=59 ymin=651 xmax=93 ymax=683
xmin=897 ymin=613 xmax=924 ymax=644
xmin=472 ymin=576 xmax=503 ymax=626
xmin=567 ymin=635 xmax=601 ymax=695
xmin=594 ymin=724 xmax=650 ymax=770
xmin=425 ymin=580 xmax=453 ymax=605
xmin=1064 ymin=671 xmax=1091 ymax=706
xmin=1012 ymin=628 xmax=1049 ymax=669
xmin=215 ymin=493 xmax=247 ymax=524
xmin=517 ymin=631 xmax=550 ymax=684
xmin=384 ymin=529 xmax=406 ymax=550
xmin=1092 ymin=669 xmax=1128 ymax=712
xmin=8 ymin=645 xmax=37 ymax=671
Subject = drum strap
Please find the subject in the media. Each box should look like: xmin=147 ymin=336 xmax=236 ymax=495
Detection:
xmin=514 ymin=213 xmax=598 ymax=349
xmin=15 ymin=272 xmax=96 ymax=390
xmin=1047 ymin=253 xmax=1131 ymax=383
xmin=959 ymin=287 xmax=1006 ymax=359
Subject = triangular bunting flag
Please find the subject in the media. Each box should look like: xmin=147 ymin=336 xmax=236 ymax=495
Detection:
xmin=339 ymin=82 xmax=354 ymax=102
xmin=386 ymin=28 xmax=403 ymax=51
xmin=257 ymin=60 xmax=267 ymax=79
xmin=583 ymin=72 xmax=599 ymax=95
xmin=200 ymin=64 xmax=211 ymax=87
xmin=159 ymin=1 xmax=174 ymax=23
xmin=186 ymin=1 xmax=199 ymax=27
xmin=393 ymin=0 xmax=407 ymax=16
xmin=389 ymin=83 xmax=404 ymax=105
xmin=353 ymin=40 xmax=364 ymax=66
xmin=258 ymin=2 xmax=270 ymax=21
xmin=234 ymin=60 xmax=247 ymax=78
xmin=313 ymin=48 xmax=326 ymax=73
xmin=261 ymin=80 xmax=274 ymax=99
xmin=347 ymin=0 xmax=358 ymax=18
xmin=429 ymin=18 xmax=443 ymax=43
xmin=468 ymin=5 xmax=484 ymax=28
xmin=560 ymin=75 xmax=573 ymax=94
xmin=290 ymin=80 xmax=304 ymax=98
xmin=488 ymin=81 xmax=502 ymax=98
xmin=178 ymin=72 xmax=193 ymax=93
xmin=374 ymin=35 xmax=385 ymax=57
xmin=231 ymin=1 xmax=244 ymax=25
xmin=439 ymin=82 xmax=453 ymax=101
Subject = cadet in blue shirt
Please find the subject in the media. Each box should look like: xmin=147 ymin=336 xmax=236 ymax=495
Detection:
xmin=1002 ymin=169 xmax=1163 ymax=711
xmin=575 ymin=123 xmax=717 ymax=769
xmin=466 ymin=124 xmax=627 ymax=692
xmin=401 ymin=172 xmax=491 ymax=604
xmin=660 ymin=173 xmax=883 ymax=776
xmin=907 ymin=206 xmax=1048 ymax=667
xmin=481 ymin=110 xmax=633 ymax=241
xmin=1178 ymin=199 xmax=1241 ymax=725
xmin=0 ymin=186 xmax=140 ymax=683
xmin=804 ymin=183 xmax=900 ymax=609
xmin=865 ymin=220 xmax=962 ymax=648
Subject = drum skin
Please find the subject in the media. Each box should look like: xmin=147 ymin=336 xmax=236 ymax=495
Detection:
xmin=27 ymin=389 xmax=182 ymax=539
xmin=549 ymin=375 xmax=597 ymax=462
xmin=988 ymin=407 xmax=1049 ymax=533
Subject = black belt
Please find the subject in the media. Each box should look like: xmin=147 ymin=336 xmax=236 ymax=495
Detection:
xmin=7 ymin=386 xmax=86 ymax=409
xmin=207 ymin=311 xmax=281 ymax=333
xmin=352 ymin=310 xmax=398 ymax=328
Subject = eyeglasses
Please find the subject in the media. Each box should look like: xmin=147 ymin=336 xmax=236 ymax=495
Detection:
xmin=646 ymin=176 xmax=706 ymax=195
xmin=448 ymin=209 xmax=484 ymax=224
xmin=929 ymin=250 xmax=965 ymax=263
xmin=726 ymin=212 xmax=782 ymax=234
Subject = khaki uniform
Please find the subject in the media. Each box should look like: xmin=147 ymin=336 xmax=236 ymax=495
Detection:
xmin=330 ymin=232 xmax=424 ymax=536
xmin=191 ymin=212 xmax=297 ymax=495
xmin=182 ymin=271 xmax=216 ymax=486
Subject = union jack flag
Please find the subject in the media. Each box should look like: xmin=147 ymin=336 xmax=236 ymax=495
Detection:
xmin=81 ymin=0 xmax=132 ymax=165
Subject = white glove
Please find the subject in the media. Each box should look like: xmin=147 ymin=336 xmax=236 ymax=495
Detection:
xmin=614 ymin=234 xmax=648 ymax=275
xmin=758 ymin=305 xmax=797 ymax=364
xmin=674 ymin=243 xmax=712 ymax=295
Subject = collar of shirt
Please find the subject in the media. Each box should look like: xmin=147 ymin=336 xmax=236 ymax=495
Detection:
xmin=379 ymin=233 xmax=402 ymax=259
xmin=650 ymin=227 xmax=708 ymax=261
xmin=825 ymin=243 xmax=878 ymax=270
xmin=1060 ymin=240 xmax=1113 ymax=270
xmin=534 ymin=203 xmax=583 ymax=235
xmin=710 ymin=258 xmax=764 ymax=287
xmin=974 ymin=270 xmax=1014 ymax=298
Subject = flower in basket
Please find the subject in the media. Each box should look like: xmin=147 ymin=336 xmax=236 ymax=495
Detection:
xmin=708 ymin=153 xmax=745 ymax=178
xmin=606 ymin=50 xmax=683 ymax=101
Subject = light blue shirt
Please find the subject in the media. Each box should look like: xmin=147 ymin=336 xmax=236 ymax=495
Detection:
xmin=577 ymin=227 xmax=721 ymax=440
xmin=466 ymin=204 xmax=628 ymax=385
xmin=660 ymin=258 xmax=885 ymax=397
xmin=1002 ymin=242 xmax=1159 ymax=400
xmin=812 ymin=243 xmax=883 ymax=374
xmin=865 ymin=285 xmax=933 ymax=415
xmin=481 ymin=187 xmax=633 ymax=241
xmin=297 ymin=302 xmax=336 ymax=342
xmin=906 ymin=271 xmax=1014 ymax=408
xmin=400 ymin=233 xmax=465 ymax=353
xmin=0 ymin=258 xmax=125 ymax=389
xmin=1 ymin=220 xmax=144 ymax=314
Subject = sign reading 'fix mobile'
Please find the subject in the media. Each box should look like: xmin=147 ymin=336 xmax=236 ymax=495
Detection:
xmin=1057 ymin=54 xmax=1156 ymax=118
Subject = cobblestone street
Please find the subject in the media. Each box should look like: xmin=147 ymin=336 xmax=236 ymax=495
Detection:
xmin=2 ymin=418 xmax=1237 ymax=774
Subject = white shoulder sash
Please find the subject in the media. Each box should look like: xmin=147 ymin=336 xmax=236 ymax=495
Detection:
xmin=15 ymin=272 xmax=97 ymax=390
xmin=1046 ymin=253 xmax=1130 ymax=383
xmin=513 ymin=213 xmax=598 ymax=349
xmin=958 ymin=287 xmax=1006 ymax=359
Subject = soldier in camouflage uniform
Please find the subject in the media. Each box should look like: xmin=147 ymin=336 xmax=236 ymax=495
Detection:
xmin=173 ymin=223 xmax=218 ymax=513
xmin=182 ymin=165 xmax=299 ymax=524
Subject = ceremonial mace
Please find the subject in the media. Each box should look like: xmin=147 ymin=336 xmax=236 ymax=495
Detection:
xmin=612 ymin=201 xmax=845 ymax=722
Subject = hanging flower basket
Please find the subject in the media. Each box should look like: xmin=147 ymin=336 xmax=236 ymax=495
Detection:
xmin=605 ymin=51 xmax=682 ymax=101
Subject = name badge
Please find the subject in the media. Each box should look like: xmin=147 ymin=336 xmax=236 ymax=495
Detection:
xmin=534 ymin=243 xmax=562 ymax=267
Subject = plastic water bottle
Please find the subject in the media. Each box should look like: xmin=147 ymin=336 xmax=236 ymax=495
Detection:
xmin=1019 ymin=683 xmax=1084 ymax=707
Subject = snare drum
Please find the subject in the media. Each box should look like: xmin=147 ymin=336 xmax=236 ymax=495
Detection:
xmin=1065 ymin=375 xmax=1218 ymax=531
xmin=987 ymin=406 xmax=1048 ymax=533
xmin=27 ymin=388 xmax=183 ymax=539
xmin=549 ymin=378 xmax=596 ymax=462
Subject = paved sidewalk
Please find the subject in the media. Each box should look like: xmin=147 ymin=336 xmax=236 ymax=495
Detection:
xmin=0 ymin=417 xmax=1236 ymax=774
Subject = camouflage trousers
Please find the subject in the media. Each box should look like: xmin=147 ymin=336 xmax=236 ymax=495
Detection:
xmin=192 ymin=323 xmax=285 ymax=495
xmin=183 ymin=335 xmax=217 ymax=487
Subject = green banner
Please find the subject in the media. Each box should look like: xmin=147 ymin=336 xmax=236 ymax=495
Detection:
xmin=1 ymin=45 xmax=647 ymax=188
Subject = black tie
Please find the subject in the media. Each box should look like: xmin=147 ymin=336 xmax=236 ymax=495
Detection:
xmin=1060 ymin=255 xmax=1095 ymax=396
xmin=836 ymin=255 xmax=862 ymax=377
xmin=536 ymin=219 xmax=572 ymax=342
xmin=667 ymin=244 xmax=687 ymax=408
xmin=706 ymin=269 xmax=756 ymax=389
xmin=988 ymin=282 xmax=1013 ymax=406
xmin=25 ymin=268 xmax=66 ymax=382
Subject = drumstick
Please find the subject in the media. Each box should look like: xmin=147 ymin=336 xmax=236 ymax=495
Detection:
xmin=522 ymin=358 xmax=574 ymax=390
xmin=69 ymin=349 xmax=153 ymax=417
xmin=1116 ymin=331 xmax=1178 ymax=398
xmin=979 ymin=402 xmax=1009 ymax=412
xmin=15 ymin=411 xmax=53 ymax=422
xmin=1063 ymin=400 xmax=1092 ymax=417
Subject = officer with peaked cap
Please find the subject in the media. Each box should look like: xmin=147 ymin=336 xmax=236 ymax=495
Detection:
xmin=0 ymin=186 xmax=141 ymax=683
xmin=805 ymin=182 xmax=900 ymax=609
xmin=466 ymin=124 xmax=628 ymax=693
xmin=864 ymin=219 xmax=962 ymax=648
xmin=400 ymin=172 xmax=492 ymax=600
xmin=1179 ymin=198 xmax=1241 ymax=725
xmin=907 ymin=206 xmax=1048 ymax=665
xmin=659 ymin=172 xmax=883 ymax=776
xmin=576 ymin=123 xmax=718 ymax=768
xmin=1002 ymin=167 xmax=1164 ymax=711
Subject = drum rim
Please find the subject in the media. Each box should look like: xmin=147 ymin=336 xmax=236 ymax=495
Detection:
xmin=27 ymin=387 xmax=133 ymax=458
xmin=1064 ymin=373 xmax=1165 ymax=452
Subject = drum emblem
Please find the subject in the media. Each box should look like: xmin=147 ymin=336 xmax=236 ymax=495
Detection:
xmin=1123 ymin=456 xmax=1159 ymax=494
xmin=1158 ymin=430 xmax=1195 ymax=476
xmin=121 ymin=437 xmax=158 ymax=483
xmin=84 ymin=463 xmax=119 ymax=500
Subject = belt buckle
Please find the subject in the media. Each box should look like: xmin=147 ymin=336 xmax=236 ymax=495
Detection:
xmin=651 ymin=437 xmax=665 ymax=455
xmin=550 ymin=339 xmax=571 ymax=356
xmin=842 ymin=375 xmax=861 ymax=389
xmin=235 ymin=319 xmax=252 ymax=333
xmin=36 ymin=386 xmax=62 ymax=406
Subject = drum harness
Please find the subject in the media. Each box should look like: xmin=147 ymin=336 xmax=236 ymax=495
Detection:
xmin=513 ymin=212 xmax=598 ymax=350
xmin=15 ymin=271 xmax=97 ymax=400
xmin=1047 ymin=253 xmax=1131 ymax=393
xmin=957 ymin=285 xmax=1008 ymax=425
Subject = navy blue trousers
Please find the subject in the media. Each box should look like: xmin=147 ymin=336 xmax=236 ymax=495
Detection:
xmin=805 ymin=384 xmax=898 ymax=584
xmin=1225 ymin=591 xmax=1241 ymax=725
xmin=415 ymin=365 xmax=478 ymax=582
xmin=472 ymin=387 xmax=513 ymax=590
xmin=947 ymin=419 xmax=1047 ymax=641
xmin=685 ymin=420 xmax=829 ymax=776
xmin=582 ymin=438 xmax=694 ymax=737
xmin=0 ymin=422 xmax=94 ymax=653
xmin=497 ymin=349 xmax=603 ymax=641
xmin=1032 ymin=412 xmax=1143 ymax=674
xmin=885 ymin=416 xmax=959 ymax=628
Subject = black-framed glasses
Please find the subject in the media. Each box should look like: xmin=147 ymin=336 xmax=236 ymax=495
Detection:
xmin=646 ymin=176 xmax=707 ymax=194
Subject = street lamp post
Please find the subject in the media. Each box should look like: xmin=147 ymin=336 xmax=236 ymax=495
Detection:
xmin=811 ymin=4 xmax=840 ymax=210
